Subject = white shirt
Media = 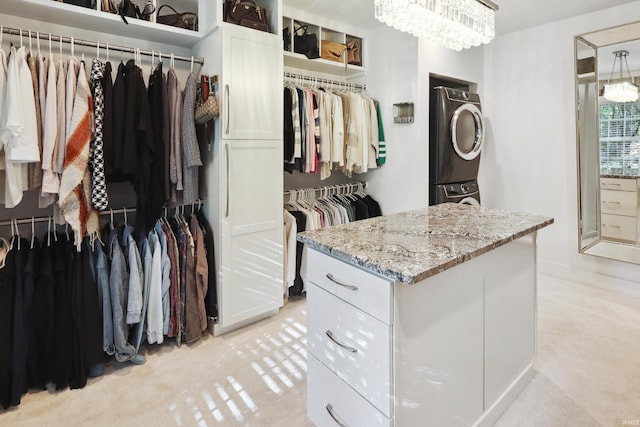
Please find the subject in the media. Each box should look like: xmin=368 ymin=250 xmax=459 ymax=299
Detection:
xmin=4 ymin=46 xmax=39 ymax=163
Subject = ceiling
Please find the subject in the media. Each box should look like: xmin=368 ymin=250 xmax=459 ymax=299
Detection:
xmin=283 ymin=0 xmax=639 ymax=36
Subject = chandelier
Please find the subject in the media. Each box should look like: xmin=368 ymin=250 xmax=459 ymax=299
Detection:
xmin=374 ymin=0 xmax=498 ymax=51
xmin=603 ymin=50 xmax=639 ymax=103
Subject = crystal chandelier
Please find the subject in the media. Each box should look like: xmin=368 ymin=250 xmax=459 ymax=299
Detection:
xmin=374 ymin=0 xmax=498 ymax=51
xmin=603 ymin=50 xmax=639 ymax=103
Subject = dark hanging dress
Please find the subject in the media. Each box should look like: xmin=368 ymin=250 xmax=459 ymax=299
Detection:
xmin=11 ymin=237 xmax=30 ymax=406
xmin=196 ymin=209 xmax=218 ymax=319
xmin=27 ymin=234 xmax=56 ymax=390
xmin=0 ymin=243 xmax=16 ymax=409
xmin=52 ymin=235 xmax=75 ymax=390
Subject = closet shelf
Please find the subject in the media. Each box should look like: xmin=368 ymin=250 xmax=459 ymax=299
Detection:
xmin=1 ymin=0 xmax=209 ymax=48
xmin=284 ymin=51 xmax=365 ymax=77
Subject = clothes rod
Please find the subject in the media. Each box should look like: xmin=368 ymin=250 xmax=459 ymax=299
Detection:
xmin=0 ymin=26 xmax=204 ymax=65
xmin=284 ymin=72 xmax=366 ymax=91
xmin=0 ymin=199 xmax=206 ymax=228
xmin=284 ymin=182 xmax=367 ymax=200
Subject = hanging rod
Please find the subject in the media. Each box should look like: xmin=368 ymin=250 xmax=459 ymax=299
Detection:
xmin=284 ymin=72 xmax=366 ymax=91
xmin=0 ymin=199 xmax=206 ymax=228
xmin=0 ymin=26 xmax=204 ymax=65
xmin=284 ymin=182 xmax=367 ymax=202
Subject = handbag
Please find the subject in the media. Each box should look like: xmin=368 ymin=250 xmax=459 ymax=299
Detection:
xmin=293 ymin=25 xmax=319 ymax=59
xmin=195 ymin=76 xmax=219 ymax=125
xmin=118 ymin=0 xmax=142 ymax=24
xmin=347 ymin=40 xmax=362 ymax=66
xmin=157 ymin=5 xmax=198 ymax=31
xmin=195 ymin=96 xmax=220 ymax=124
xmin=101 ymin=0 xmax=118 ymax=14
xmin=283 ymin=27 xmax=291 ymax=52
xmin=223 ymin=0 xmax=270 ymax=33
xmin=58 ymin=0 xmax=96 ymax=7
xmin=321 ymin=40 xmax=347 ymax=63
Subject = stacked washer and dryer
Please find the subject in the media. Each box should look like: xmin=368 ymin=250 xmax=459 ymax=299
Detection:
xmin=429 ymin=86 xmax=485 ymax=206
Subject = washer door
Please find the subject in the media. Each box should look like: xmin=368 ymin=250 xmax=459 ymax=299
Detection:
xmin=459 ymin=196 xmax=480 ymax=206
xmin=451 ymin=103 xmax=485 ymax=161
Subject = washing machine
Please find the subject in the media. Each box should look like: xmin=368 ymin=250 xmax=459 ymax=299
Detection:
xmin=429 ymin=86 xmax=485 ymax=185
xmin=430 ymin=180 xmax=481 ymax=206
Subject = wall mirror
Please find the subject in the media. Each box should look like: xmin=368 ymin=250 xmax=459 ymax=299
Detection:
xmin=576 ymin=21 xmax=640 ymax=264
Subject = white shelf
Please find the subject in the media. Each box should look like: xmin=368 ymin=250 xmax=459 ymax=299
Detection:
xmin=284 ymin=51 xmax=365 ymax=76
xmin=0 ymin=0 xmax=208 ymax=48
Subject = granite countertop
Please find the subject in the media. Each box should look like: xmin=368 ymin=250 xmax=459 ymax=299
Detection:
xmin=297 ymin=203 xmax=554 ymax=285
xmin=601 ymin=174 xmax=638 ymax=179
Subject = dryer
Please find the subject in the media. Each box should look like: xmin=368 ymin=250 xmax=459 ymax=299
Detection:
xmin=430 ymin=180 xmax=481 ymax=206
xmin=429 ymin=86 xmax=485 ymax=185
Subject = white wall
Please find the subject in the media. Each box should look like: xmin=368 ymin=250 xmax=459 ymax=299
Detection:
xmin=483 ymin=1 xmax=640 ymax=296
xmin=366 ymin=26 xmax=485 ymax=214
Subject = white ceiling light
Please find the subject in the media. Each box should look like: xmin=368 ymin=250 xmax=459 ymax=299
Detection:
xmin=374 ymin=0 xmax=498 ymax=51
xmin=603 ymin=50 xmax=639 ymax=103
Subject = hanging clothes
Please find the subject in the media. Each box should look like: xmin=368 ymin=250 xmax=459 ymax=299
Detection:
xmin=284 ymin=187 xmax=382 ymax=297
xmin=58 ymin=61 xmax=99 ymax=249
xmin=283 ymin=82 xmax=383 ymax=179
xmin=0 ymin=237 xmax=15 ymax=409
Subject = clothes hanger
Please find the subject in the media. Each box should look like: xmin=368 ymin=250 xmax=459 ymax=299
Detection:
xmin=71 ymin=36 xmax=74 ymax=57
xmin=48 ymin=33 xmax=52 ymax=58
xmin=106 ymin=42 xmax=109 ymax=63
xmin=110 ymin=208 xmax=115 ymax=231
xmin=190 ymin=55 xmax=194 ymax=73
xmin=96 ymin=41 xmax=100 ymax=60
xmin=47 ymin=216 xmax=51 ymax=247
xmin=123 ymin=208 xmax=128 ymax=226
xmin=65 ymin=223 xmax=70 ymax=241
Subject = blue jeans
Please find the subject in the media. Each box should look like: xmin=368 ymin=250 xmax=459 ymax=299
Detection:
xmin=108 ymin=228 xmax=137 ymax=362
xmin=129 ymin=237 xmax=151 ymax=353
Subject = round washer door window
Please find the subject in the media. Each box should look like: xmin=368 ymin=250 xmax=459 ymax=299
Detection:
xmin=451 ymin=103 xmax=485 ymax=161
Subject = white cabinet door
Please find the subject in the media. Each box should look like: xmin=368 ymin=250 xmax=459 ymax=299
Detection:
xmin=217 ymin=139 xmax=283 ymax=332
xmin=222 ymin=24 xmax=282 ymax=140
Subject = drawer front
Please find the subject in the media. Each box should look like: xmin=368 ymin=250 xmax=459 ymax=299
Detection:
xmin=602 ymin=214 xmax=637 ymax=241
xmin=307 ymin=354 xmax=392 ymax=427
xmin=308 ymin=283 xmax=392 ymax=417
xmin=601 ymin=177 xmax=637 ymax=192
xmin=601 ymin=189 xmax=637 ymax=216
xmin=307 ymin=249 xmax=392 ymax=324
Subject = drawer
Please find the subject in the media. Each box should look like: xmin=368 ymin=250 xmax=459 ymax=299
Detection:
xmin=601 ymin=177 xmax=637 ymax=192
xmin=601 ymin=189 xmax=637 ymax=216
xmin=602 ymin=214 xmax=637 ymax=241
xmin=307 ymin=354 xmax=392 ymax=427
xmin=307 ymin=249 xmax=392 ymax=324
xmin=307 ymin=283 xmax=392 ymax=417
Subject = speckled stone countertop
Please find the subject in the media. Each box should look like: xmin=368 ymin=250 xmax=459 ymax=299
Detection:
xmin=297 ymin=203 xmax=554 ymax=285
xmin=601 ymin=174 xmax=637 ymax=179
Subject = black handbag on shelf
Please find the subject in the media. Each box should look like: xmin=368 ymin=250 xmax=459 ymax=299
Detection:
xmin=58 ymin=0 xmax=96 ymax=8
xmin=118 ymin=0 xmax=142 ymax=24
xmin=293 ymin=25 xmax=319 ymax=59
xmin=157 ymin=4 xmax=198 ymax=31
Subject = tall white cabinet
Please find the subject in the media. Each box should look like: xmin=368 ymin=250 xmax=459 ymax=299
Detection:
xmin=194 ymin=13 xmax=284 ymax=335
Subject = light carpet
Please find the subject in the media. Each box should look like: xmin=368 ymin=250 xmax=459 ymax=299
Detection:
xmin=1 ymin=275 xmax=639 ymax=426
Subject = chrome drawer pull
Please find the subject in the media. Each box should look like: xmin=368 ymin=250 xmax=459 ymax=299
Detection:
xmin=602 ymin=224 xmax=621 ymax=228
xmin=326 ymin=403 xmax=350 ymax=427
xmin=326 ymin=330 xmax=358 ymax=353
xmin=602 ymin=201 xmax=621 ymax=204
xmin=326 ymin=273 xmax=358 ymax=291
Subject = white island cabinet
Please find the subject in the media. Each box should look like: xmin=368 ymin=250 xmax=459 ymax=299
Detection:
xmin=298 ymin=203 xmax=554 ymax=427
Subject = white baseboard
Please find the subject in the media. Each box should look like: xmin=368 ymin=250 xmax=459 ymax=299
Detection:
xmin=472 ymin=363 xmax=535 ymax=427
xmin=538 ymin=259 xmax=640 ymax=298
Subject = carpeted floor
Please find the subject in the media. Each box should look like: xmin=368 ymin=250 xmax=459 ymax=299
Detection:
xmin=1 ymin=274 xmax=638 ymax=426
